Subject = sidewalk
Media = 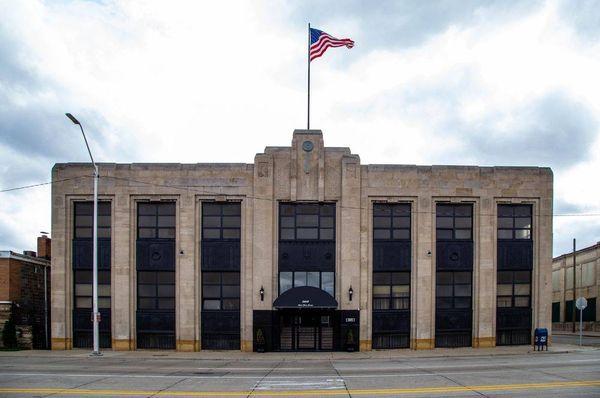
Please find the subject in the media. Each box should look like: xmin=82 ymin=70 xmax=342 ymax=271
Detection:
xmin=0 ymin=343 xmax=596 ymax=361
xmin=553 ymin=330 xmax=600 ymax=337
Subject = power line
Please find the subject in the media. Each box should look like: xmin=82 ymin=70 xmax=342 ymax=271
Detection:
xmin=0 ymin=176 xmax=90 ymax=193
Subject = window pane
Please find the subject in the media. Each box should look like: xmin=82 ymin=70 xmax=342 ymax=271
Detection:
xmin=158 ymin=228 xmax=175 ymax=239
xmin=138 ymin=216 xmax=155 ymax=227
xmin=373 ymin=285 xmax=391 ymax=296
xmin=297 ymin=228 xmax=318 ymax=239
xmin=515 ymin=229 xmax=531 ymax=239
xmin=222 ymin=285 xmax=240 ymax=298
xmin=297 ymin=215 xmax=318 ymax=227
xmin=203 ymin=216 xmax=221 ymax=227
xmin=279 ymin=272 xmax=293 ymax=293
xmin=393 ymin=216 xmax=410 ymax=228
xmin=392 ymin=285 xmax=409 ymax=296
xmin=157 ymin=272 xmax=175 ymax=284
xmin=76 ymin=228 xmax=92 ymax=238
xmin=75 ymin=284 xmax=92 ymax=296
xmin=455 ymin=217 xmax=471 ymax=228
xmin=202 ymin=272 xmax=220 ymax=284
xmin=436 ymin=217 xmax=453 ymax=228
xmin=374 ymin=230 xmax=391 ymax=239
xmin=98 ymin=285 xmax=111 ymax=296
xmin=392 ymin=230 xmax=410 ymax=240
xmin=321 ymin=272 xmax=334 ymax=295
xmin=497 ymin=205 xmax=513 ymax=217
xmin=320 ymin=217 xmax=334 ymax=228
xmin=203 ymin=204 xmax=221 ymax=215
xmin=99 ymin=271 xmax=111 ymax=284
xmin=307 ymin=272 xmax=319 ymax=288
xmin=373 ymin=298 xmax=390 ymax=310
xmin=203 ymin=229 xmax=220 ymax=239
xmin=437 ymin=272 xmax=453 ymax=284
xmin=222 ymin=216 xmax=240 ymax=228
xmin=138 ymin=228 xmax=155 ymax=239
xmin=76 ymin=215 xmax=93 ymax=227
xmin=497 ymin=271 xmax=512 ymax=284
xmin=513 ymin=206 xmax=531 ymax=217
xmin=455 ymin=229 xmax=471 ymax=240
xmin=436 ymin=285 xmax=453 ymax=297
xmin=75 ymin=271 xmax=92 ymax=283
xmin=158 ymin=298 xmax=175 ymax=309
xmin=498 ymin=230 xmax=513 ymax=239
xmin=280 ymin=204 xmax=294 ymax=216
xmin=98 ymin=297 xmax=111 ymax=309
xmin=498 ymin=217 xmax=513 ymax=228
xmin=514 ymin=217 xmax=531 ymax=229
xmin=454 ymin=206 xmax=472 ymax=216
xmin=76 ymin=297 xmax=92 ymax=308
xmin=497 ymin=284 xmax=512 ymax=296
xmin=222 ymin=229 xmax=240 ymax=239
xmin=294 ymin=272 xmax=307 ymax=287
xmin=436 ymin=205 xmax=453 ymax=216
xmin=436 ymin=297 xmax=452 ymax=309
xmin=203 ymin=300 xmax=220 ymax=310
xmin=158 ymin=216 xmax=175 ymax=227
xmin=298 ymin=204 xmax=319 ymax=214
xmin=454 ymin=284 xmax=472 ymax=297
xmin=138 ymin=204 xmax=155 ymax=215
xmin=515 ymin=296 xmax=530 ymax=307
xmin=98 ymin=228 xmax=111 ymax=238
xmin=138 ymin=298 xmax=155 ymax=309
xmin=373 ymin=205 xmax=391 ymax=216
xmin=391 ymin=272 xmax=409 ymax=285
xmin=497 ymin=296 xmax=512 ymax=307
xmin=222 ymin=298 xmax=240 ymax=310
xmin=373 ymin=217 xmax=391 ymax=228
xmin=158 ymin=285 xmax=175 ymax=297
xmin=222 ymin=204 xmax=240 ymax=215
xmin=514 ymin=271 xmax=531 ymax=283
xmin=320 ymin=229 xmax=334 ymax=240
xmin=320 ymin=205 xmax=335 ymax=216
xmin=157 ymin=203 xmax=175 ymax=215
xmin=222 ymin=272 xmax=240 ymax=284
xmin=373 ymin=272 xmax=390 ymax=285
xmin=514 ymin=284 xmax=530 ymax=295
xmin=454 ymin=272 xmax=471 ymax=284
xmin=392 ymin=297 xmax=409 ymax=309
xmin=139 ymin=285 xmax=156 ymax=297
xmin=280 ymin=228 xmax=295 ymax=240
xmin=436 ymin=230 xmax=452 ymax=239
xmin=203 ymin=285 xmax=221 ymax=298
xmin=75 ymin=202 xmax=93 ymax=215
xmin=281 ymin=217 xmax=295 ymax=228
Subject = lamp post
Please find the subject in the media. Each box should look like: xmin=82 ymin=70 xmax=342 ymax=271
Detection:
xmin=66 ymin=113 xmax=101 ymax=356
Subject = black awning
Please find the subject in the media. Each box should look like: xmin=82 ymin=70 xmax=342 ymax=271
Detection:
xmin=273 ymin=286 xmax=338 ymax=309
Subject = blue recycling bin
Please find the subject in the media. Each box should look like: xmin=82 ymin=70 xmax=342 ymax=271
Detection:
xmin=534 ymin=328 xmax=548 ymax=351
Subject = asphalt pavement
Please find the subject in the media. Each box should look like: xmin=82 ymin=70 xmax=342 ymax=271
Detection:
xmin=0 ymin=347 xmax=599 ymax=397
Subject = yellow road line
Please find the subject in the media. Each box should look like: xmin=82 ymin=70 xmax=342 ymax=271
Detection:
xmin=0 ymin=380 xmax=599 ymax=396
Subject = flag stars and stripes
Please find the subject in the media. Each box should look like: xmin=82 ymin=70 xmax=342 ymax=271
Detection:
xmin=310 ymin=28 xmax=354 ymax=62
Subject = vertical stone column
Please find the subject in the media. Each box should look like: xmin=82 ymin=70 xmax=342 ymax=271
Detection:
xmin=248 ymin=154 xmax=273 ymax=352
xmin=537 ymin=177 xmax=554 ymax=339
xmin=339 ymin=156 xmax=363 ymax=349
xmin=474 ymin=197 xmax=495 ymax=347
xmin=176 ymin=193 xmax=197 ymax=351
xmin=50 ymin=180 xmax=69 ymax=349
xmin=413 ymin=194 xmax=434 ymax=349
xmin=241 ymin=190 xmax=254 ymax=351
xmin=112 ymin=192 xmax=132 ymax=350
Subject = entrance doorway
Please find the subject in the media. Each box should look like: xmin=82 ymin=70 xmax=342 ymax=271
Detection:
xmin=279 ymin=311 xmax=334 ymax=351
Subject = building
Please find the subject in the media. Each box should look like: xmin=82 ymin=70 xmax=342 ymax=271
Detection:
xmin=0 ymin=235 xmax=51 ymax=349
xmin=50 ymin=130 xmax=553 ymax=351
xmin=552 ymin=242 xmax=599 ymax=331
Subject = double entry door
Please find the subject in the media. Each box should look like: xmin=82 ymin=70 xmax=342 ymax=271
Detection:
xmin=279 ymin=311 xmax=334 ymax=351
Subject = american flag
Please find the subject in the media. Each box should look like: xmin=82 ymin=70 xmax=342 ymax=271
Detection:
xmin=310 ymin=28 xmax=354 ymax=62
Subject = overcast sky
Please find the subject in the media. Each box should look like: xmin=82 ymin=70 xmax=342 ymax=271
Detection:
xmin=1 ymin=0 xmax=599 ymax=256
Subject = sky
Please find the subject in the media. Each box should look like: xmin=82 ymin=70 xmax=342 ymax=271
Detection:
xmin=0 ymin=0 xmax=599 ymax=257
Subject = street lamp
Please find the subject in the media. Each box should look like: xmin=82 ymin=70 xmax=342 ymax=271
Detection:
xmin=66 ymin=112 xmax=101 ymax=356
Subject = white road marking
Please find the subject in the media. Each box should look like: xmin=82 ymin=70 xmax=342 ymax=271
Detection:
xmin=255 ymin=378 xmax=345 ymax=390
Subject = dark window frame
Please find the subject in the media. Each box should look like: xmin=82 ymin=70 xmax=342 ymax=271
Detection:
xmin=436 ymin=204 xmax=473 ymax=241
xmin=202 ymin=202 xmax=241 ymax=241
xmin=373 ymin=203 xmax=411 ymax=241
xmin=435 ymin=271 xmax=473 ymax=309
xmin=496 ymin=270 xmax=531 ymax=308
xmin=137 ymin=202 xmax=176 ymax=240
xmin=74 ymin=270 xmax=111 ymax=309
xmin=279 ymin=203 xmax=335 ymax=241
xmin=278 ymin=271 xmax=335 ymax=296
xmin=137 ymin=271 xmax=176 ymax=311
xmin=202 ymin=271 xmax=240 ymax=311
xmin=497 ymin=204 xmax=532 ymax=240
xmin=74 ymin=201 xmax=111 ymax=239
xmin=372 ymin=271 xmax=410 ymax=310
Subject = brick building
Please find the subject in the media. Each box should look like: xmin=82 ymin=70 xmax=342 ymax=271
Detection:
xmin=51 ymin=130 xmax=553 ymax=351
xmin=0 ymin=235 xmax=51 ymax=349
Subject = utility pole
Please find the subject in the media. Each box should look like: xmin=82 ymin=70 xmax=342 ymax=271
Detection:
xmin=572 ymin=238 xmax=576 ymax=333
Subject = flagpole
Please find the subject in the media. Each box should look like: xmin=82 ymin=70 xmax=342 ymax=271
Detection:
xmin=307 ymin=22 xmax=311 ymax=130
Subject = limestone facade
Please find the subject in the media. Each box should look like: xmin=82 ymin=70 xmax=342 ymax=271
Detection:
xmin=51 ymin=130 xmax=553 ymax=351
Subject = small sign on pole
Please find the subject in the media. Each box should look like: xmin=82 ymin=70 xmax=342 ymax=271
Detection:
xmin=576 ymin=297 xmax=587 ymax=346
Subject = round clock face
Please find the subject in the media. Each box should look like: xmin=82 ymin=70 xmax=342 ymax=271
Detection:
xmin=302 ymin=140 xmax=314 ymax=152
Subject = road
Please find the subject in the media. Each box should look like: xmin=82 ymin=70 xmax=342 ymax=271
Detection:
xmin=0 ymin=350 xmax=599 ymax=397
